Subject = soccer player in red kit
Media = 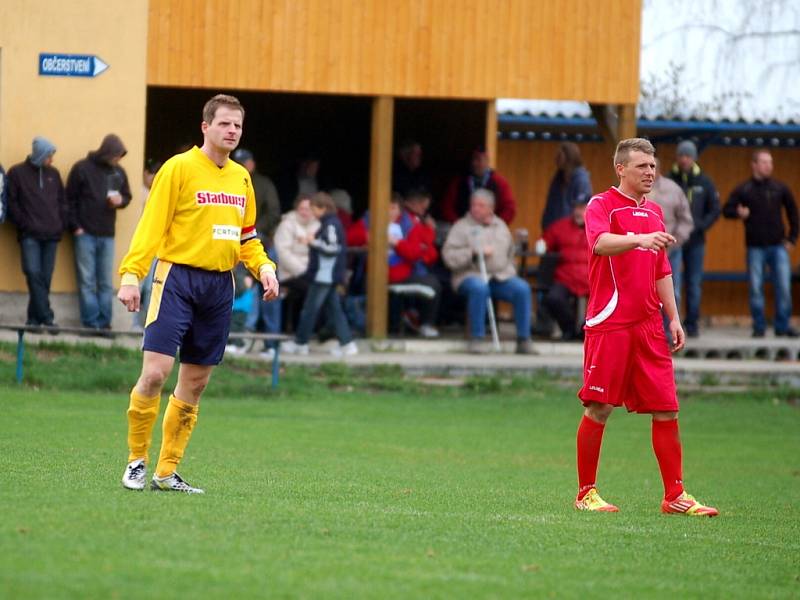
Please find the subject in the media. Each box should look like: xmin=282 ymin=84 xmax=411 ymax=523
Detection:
xmin=575 ymin=138 xmax=718 ymax=516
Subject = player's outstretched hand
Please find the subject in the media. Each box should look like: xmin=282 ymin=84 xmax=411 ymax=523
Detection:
xmin=638 ymin=231 xmax=676 ymax=251
xmin=668 ymin=317 xmax=685 ymax=352
xmin=117 ymin=285 xmax=141 ymax=313
xmin=261 ymin=271 xmax=280 ymax=301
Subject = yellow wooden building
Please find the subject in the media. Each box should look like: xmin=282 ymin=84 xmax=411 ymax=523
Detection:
xmin=0 ymin=0 xmax=641 ymax=334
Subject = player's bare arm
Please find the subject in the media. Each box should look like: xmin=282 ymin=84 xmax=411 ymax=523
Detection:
xmin=656 ymin=276 xmax=685 ymax=352
xmin=593 ymin=231 xmax=675 ymax=256
xmin=117 ymin=284 xmax=141 ymax=312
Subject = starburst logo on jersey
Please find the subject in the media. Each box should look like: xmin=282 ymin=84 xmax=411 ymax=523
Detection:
xmin=196 ymin=190 xmax=246 ymax=213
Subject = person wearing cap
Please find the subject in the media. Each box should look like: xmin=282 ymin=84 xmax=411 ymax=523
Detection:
xmin=231 ymin=148 xmax=282 ymax=356
xmin=66 ymin=134 xmax=132 ymax=331
xmin=533 ymin=196 xmax=590 ymax=341
xmin=7 ymin=136 xmax=67 ymax=328
xmin=667 ymin=140 xmax=720 ymax=338
xmin=441 ymin=146 xmax=516 ymax=225
xmin=649 ymin=157 xmax=694 ymax=344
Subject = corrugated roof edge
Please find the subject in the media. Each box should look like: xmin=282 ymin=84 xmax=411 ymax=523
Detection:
xmin=496 ymin=100 xmax=800 ymax=127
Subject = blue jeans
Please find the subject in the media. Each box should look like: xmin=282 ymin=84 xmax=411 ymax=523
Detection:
xmin=295 ymin=282 xmax=353 ymax=345
xmin=681 ymin=242 xmax=705 ymax=333
xmin=245 ymin=284 xmax=282 ymax=349
xmin=244 ymin=243 xmax=281 ymax=348
xmin=74 ymin=234 xmax=115 ymax=328
xmin=19 ymin=237 xmax=58 ymax=325
xmin=747 ymin=245 xmax=793 ymax=334
xmin=458 ymin=275 xmax=532 ymax=340
xmin=662 ymin=247 xmax=683 ymax=342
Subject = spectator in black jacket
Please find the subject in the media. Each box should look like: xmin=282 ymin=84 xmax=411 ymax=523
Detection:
xmin=724 ymin=149 xmax=798 ymax=338
xmin=668 ymin=140 xmax=720 ymax=337
xmin=66 ymin=134 xmax=132 ymax=330
xmin=7 ymin=137 xmax=66 ymax=327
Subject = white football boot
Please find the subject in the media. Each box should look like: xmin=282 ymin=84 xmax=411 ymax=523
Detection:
xmin=150 ymin=472 xmax=205 ymax=494
xmin=121 ymin=458 xmax=147 ymax=491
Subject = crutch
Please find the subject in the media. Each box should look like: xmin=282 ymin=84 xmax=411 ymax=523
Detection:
xmin=472 ymin=228 xmax=501 ymax=352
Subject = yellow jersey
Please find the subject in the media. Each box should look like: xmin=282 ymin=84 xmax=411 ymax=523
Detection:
xmin=119 ymin=147 xmax=275 ymax=285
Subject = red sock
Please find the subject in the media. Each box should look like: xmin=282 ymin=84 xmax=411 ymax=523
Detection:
xmin=576 ymin=415 xmax=605 ymax=499
xmin=651 ymin=418 xmax=684 ymax=501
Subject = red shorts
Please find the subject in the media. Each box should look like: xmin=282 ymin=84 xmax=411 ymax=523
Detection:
xmin=578 ymin=312 xmax=678 ymax=413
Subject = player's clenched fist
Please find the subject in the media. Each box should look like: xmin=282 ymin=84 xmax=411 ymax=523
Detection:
xmin=117 ymin=284 xmax=141 ymax=312
xmin=260 ymin=271 xmax=280 ymax=301
xmin=637 ymin=231 xmax=675 ymax=251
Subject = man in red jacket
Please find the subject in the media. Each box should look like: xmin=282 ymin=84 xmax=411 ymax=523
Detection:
xmin=441 ymin=147 xmax=516 ymax=225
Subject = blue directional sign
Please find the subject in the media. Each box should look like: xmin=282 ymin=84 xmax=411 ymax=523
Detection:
xmin=39 ymin=53 xmax=109 ymax=78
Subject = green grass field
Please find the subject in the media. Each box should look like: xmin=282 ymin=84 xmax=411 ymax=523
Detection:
xmin=1 ymin=343 xmax=798 ymax=598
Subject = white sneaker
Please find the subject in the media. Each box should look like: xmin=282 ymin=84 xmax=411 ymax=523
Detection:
xmin=281 ymin=340 xmax=309 ymax=355
xmin=331 ymin=341 xmax=359 ymax=357
xmin=224 ymin=344 xmax=245 ymax=355
xmin=419 ymin=324 xmax=439 ymax=338
xmin=150 ymin=472 xmax=205 ymax=494
xmin=259 ymin=348 xmax=276 ymax=360
xmin=121 ymin=458 xmax=146 ymax=491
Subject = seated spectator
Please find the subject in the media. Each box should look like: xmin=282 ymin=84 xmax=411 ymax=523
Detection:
xmin=282 ymin=192 xmax=357 ymax=357
xmin=273 ymin=194 xmax=320 ymax=331
xmin=232 ymin=148 xmax=282 ymax=356
xmin=330 ymin=188 xmax=354 ymax=231
xmin=389 ymin=189 xmax=441 ymax=338
xmin=541 ymin=142 xmax=593 ymax=231
xmin=441 ymin=146 xmax=516 ymax=225
xmin=224 ymin=265 xmax=257 ymax=355
xmin=533 ymin=199 xmax=590 ymax=341
xmin=442 ymin=189 xmax=533 ymax=354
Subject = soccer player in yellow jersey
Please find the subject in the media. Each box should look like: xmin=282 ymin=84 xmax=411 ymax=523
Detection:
xmin=117 ymin=94 xmax=279 ymax=494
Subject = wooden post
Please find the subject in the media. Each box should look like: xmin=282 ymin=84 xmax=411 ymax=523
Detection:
xmin=617 ymin=103 xmax=637 ymax=141
xmin=366 ymin=96 xmax=394 ymax=338
xmin=589 ymin=102 xmax=618 ymax=155
xmin=485 ymin=100 xmax=498 ymax=167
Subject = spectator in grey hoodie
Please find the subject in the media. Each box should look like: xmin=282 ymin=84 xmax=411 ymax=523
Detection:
xmin=66 ymin=134 xmax=131 ymax=330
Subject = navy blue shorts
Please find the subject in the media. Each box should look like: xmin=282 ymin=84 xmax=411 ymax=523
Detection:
xmin=143 ymin=261 xmax=234 ymax=365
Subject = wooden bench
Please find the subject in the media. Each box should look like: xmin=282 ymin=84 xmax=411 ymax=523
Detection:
xmin=0 ymin=325 xmax=290 ymax=390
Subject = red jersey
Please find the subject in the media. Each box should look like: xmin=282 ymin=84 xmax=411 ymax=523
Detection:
xmin=583 ymin=186 xmax=671 ymax=332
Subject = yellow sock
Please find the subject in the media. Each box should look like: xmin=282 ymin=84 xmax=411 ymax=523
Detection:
xmin=155 ymin=395 xmax=199 ymax=478
xmin=126 ymin=389 xmax=161 ymax=462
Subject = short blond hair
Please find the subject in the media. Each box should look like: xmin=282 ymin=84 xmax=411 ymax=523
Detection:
xmin=613 ymin=138 xmax=655 ymax=166
xmin=202 ymin=94 xmax=245 ymax=124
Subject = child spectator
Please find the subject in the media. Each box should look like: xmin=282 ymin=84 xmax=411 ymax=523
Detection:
xmin=282 ymin=193 xmax=357 ymax=356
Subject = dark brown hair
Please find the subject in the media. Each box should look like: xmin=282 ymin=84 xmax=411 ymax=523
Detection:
xmin=311 ymin=191 xmax=337 ymax=214
xmin=202 ymin=94 xmax=245 ymax=124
